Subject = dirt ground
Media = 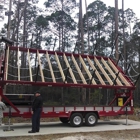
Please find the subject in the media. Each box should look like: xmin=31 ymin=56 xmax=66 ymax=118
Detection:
xmin=1 ymin=129 xmax=140 ymax=140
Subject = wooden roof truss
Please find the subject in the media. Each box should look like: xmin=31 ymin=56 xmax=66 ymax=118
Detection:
xmin=1 ymin=46 xmax=134 ymax=90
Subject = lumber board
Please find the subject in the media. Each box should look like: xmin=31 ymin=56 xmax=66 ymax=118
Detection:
xmin=5 ymin=47 xmax=9 ymax=80
xmin=101 ymin=58 xmax=122 ymax=86
xmin=63 ymin=54 xmax=77 ymax=84
xmin=17 ymin=48 xmax=20 ymax=81
xmin=79 ymin=55 xmax=96 ymax=84
xmin=27 ymin=49 xmax=33 ymax=82
xmin=87 ymin=56 xmax=105 ymax=85
xmin=94 ymin=57 xmax=113 ymax=85
xmin=46 ymin=51 xmax=56 ymax=83
xmin=55 ymin=52 xmax=66 ymax=83
xmin=71 ymin=54 xmax=87 ymax=84
xmin=37 ymin=50 xmax=45 ymax=82
xmin=108 ymin=58 xmax=130 ymax=86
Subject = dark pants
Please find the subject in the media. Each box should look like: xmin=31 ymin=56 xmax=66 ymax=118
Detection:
xmin=32 ymin=108 xmax=42 ymax=132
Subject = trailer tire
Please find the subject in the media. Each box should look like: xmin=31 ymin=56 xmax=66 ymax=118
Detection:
xmin=85 ymin=113 xmax=98 ymax=126
xmin=59 ymin=117 xmax=69 ymax=123
xmin=70 ymin=113 xmax=83 ymax=127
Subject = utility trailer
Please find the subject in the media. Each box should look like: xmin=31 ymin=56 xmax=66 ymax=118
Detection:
xmin=0 ymin=44 xmax=136 ymax=127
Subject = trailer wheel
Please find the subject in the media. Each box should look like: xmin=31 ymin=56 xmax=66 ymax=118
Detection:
xmin=85 ymin=113 xmax=98 ymax=126
xmin=59 ymin=117 xmax=69 ymax=123
xmin=70 ymin=113 xmax=83 ymax=127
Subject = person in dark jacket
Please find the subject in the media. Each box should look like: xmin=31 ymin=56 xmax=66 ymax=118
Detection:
xmin=28 ymin=91 xmax=43 ymax=133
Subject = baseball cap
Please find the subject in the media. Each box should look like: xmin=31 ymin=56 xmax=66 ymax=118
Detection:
xmin=34 ymin=91 xmax=40 ymax=95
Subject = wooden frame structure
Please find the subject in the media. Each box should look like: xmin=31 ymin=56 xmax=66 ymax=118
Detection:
xmin=0 ymin=46 xmax=135 ymax=90
xmin=0 ymin=46 xmax=135 ymax=122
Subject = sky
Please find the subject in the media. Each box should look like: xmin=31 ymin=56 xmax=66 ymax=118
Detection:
xmin=1 ymin=0 xmax=140 ymax=29
xmin=38 ymin=0 xmax=140 ymax=19
xmin=86 ymin=0 xmax=140 ymax=19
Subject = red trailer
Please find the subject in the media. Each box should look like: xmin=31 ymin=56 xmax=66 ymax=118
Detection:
xmin=0 ymin=45 xmax=135 ymax=127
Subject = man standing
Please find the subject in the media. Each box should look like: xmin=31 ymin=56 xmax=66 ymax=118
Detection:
xmin=0 ymin=95 xmax=7 ymax=125
xmin=28 ymin=91 xmax=43 ymax=133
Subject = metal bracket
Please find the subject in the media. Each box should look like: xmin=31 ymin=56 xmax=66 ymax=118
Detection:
xmin=64 ymin=67 xmax=69 ymax=83
xmin=35 ymin=65 xmax=40 ymax=82
xmin=89 ymin=69 xmax=96 ymax=84
xmin=113 ymin=71 xmax=120 ymax=86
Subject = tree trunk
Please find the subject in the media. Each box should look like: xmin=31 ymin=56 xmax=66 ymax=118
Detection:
xmin=122 ymin=0 xmax=127 ymax=71
xmin=115 ymin=0 xmax=119 ymax=61
xmin=79 ymin=0 xmax=86 ymax=104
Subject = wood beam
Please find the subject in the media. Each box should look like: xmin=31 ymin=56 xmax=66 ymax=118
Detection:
xmin=108 ymin=58 xmax=130 ymax=86
xmin=46 ymin=51 xmax=56 ymax=83
xmin=79 ymin=55 xmax=96 ymax=84
xmin=94 ymin=57 xmax=113 ymax=85
xmin=37 ymin=50 xmax=45 ymax=82
xmin=87 ymin=56 xmax=105 ymax=85
xmin=63 ymin=54 xmax=77 ymax=84
xmin=27 ymin=49 xmax=33 ymax=82
xmin=101 ymin=58 xmax=122 ymax=86
xmin=71 ymin=54 xmax=87 ymax=84
xmin=17 ymin=48 xmax=20 ymax=81
xmin=5 ymin=47 xmax=9 ymax=80
xmin=55 ymin=52 xmax=66 ymax=83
